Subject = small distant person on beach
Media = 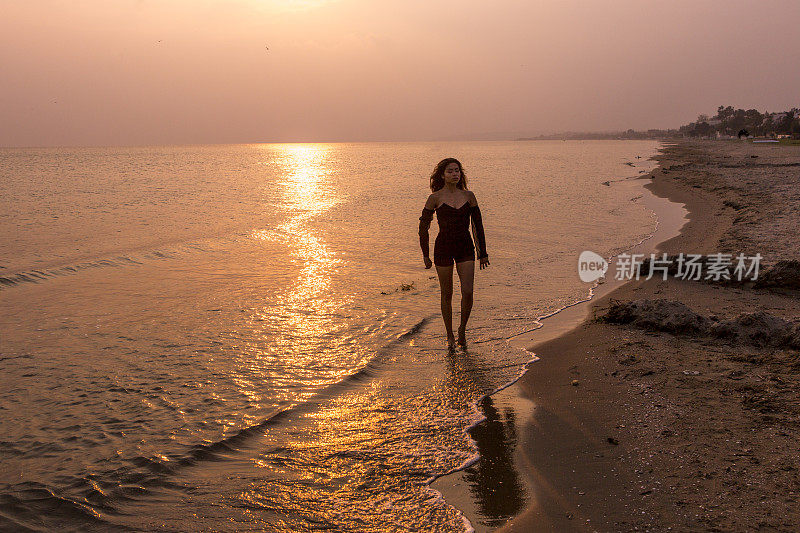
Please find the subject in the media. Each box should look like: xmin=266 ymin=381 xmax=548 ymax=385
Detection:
xmin=419 ymin=158 xmax=489 ymax=348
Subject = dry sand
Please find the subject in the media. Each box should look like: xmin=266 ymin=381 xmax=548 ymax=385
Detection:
xmin=502 ymin=140 xmax=800 ymax=532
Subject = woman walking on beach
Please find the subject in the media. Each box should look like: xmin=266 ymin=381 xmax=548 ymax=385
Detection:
xmin=419 ymin=158 xmax=489 ymax=348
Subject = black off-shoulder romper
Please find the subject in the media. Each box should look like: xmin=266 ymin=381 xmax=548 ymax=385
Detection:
xmin=419 ymin=202 xmax=487 ymax=267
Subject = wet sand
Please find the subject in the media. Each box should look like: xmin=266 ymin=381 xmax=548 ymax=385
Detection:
xmin=502 ymin=140 xmax=800 ymax=531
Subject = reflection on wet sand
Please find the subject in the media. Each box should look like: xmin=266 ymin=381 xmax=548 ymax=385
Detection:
xmin=222 ymin=338 xmax=530 ymax=532
xmin=466 ymin=395 xmax=527 ymax=526
xmin=441 ymin=349 xmax=527 ymax=529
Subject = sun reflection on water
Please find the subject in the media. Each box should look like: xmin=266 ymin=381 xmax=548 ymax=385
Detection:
xmin=241 ymin=144 xmax=360 ymax=404
xmin=268 ymin=143 xmax=342 ymax=334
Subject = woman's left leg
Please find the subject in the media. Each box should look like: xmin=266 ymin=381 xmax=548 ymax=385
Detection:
xmin=435 ymin=265 xmax=456 ymax=346
xmin=455 ymin=260 xmax=475 ymax=345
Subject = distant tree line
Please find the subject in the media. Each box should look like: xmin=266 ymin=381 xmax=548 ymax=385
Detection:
xmin=680 ymin=105 xmax=800 ymax=138
xmin=517 ymin=105 xmax=799 ymax=141
xmin=519 ymin=129 xmax=682 ymax=141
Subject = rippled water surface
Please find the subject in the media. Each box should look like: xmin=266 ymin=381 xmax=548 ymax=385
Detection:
xmin=0 ymin=141 xmax=658 ymax=531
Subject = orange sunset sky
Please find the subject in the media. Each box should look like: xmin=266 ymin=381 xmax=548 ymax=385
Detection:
xmin=2 ymin=0 xmax=799 ymax=147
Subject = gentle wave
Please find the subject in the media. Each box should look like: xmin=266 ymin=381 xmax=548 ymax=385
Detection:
xmin=0 ymin=251 xmax=180 ymax=290
xmin=0 ymin=482 xmax=126 ymax=533
xmin=0 ymin=229 xmax=283 ymax=289
xmin=0 ymin=316 xmax=432 ymax=531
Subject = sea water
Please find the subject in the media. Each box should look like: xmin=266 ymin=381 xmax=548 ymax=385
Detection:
xmin=0 ymin=140 xmax=658 ymax=532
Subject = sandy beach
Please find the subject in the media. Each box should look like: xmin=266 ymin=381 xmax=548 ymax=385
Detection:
xmin=502 ymin=140 xmax=800 ymax=531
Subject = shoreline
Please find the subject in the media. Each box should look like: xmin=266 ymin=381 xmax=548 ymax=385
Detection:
xmin=493 ymin=140 xmax=712 ymax=531
xmin=500 ymin=139 xmax=800 ymax=531
xmin=433 ymin=141 xmax=687 ymax=531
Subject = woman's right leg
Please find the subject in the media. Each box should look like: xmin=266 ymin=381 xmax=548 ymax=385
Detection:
xmin=454 ymin=259 xmax=475 ymax=346
xmin=436 ymin=265 xmax=455 ymax=345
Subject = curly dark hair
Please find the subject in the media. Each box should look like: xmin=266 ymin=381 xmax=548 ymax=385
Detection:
xmin=429 ymin=158 xmax=468 ymax=192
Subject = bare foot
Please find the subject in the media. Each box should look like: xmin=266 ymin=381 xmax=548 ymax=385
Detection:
xmin=447 ymin=334 xmax=456 ymax=349
xmin=457 ymin=326 xmax=467 ymax=347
